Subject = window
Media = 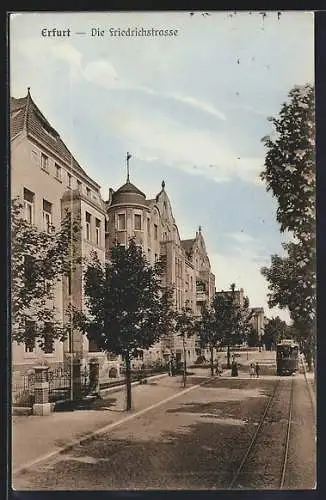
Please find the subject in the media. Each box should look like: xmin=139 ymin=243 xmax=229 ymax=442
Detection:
xmin=23 ymin=188 xmax=34 ymax=223
xmin=86 ymin=187 xmax=91 ymax=197
xmin=55 ymin=163 xmax=62 ymax=180
xmin=134 ymin=214 xmax=142 ymax=231
xmin=118 ymin=213 xmax=126 ymax=231
xmin=77 ymin=180 xmax=82 ymax=192
xmin=43 ymin=322 xmax=54 ymax=354
xmin=95 ymin=218 xmax=101 ymax=245
xmin=154 ymin=253 xmax=158 ymax=262
xmin=154 ymin=224 xmax=158 ymax=240
xmin=41 ymin=153 xmax=48 ymax=172
xmin=85 ymin=212 xmax=91 ymax=240
xmin=88 ymin=338 xmax=99 ymax=353
xmin=67 ymin=172 xmax=72 ymax=188
xmin=25 ymin=321 xmax=36 ymax=353
xmin=147 ymin=218 xmax=151 ymax=237
xmin=43 ymin=199 xmax=52 ymax=233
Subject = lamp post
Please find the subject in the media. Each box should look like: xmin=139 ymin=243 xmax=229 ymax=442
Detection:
xmin=182 ymin=335 xmax=187 ymax=388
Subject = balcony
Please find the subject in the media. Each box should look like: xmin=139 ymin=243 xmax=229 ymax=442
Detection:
xmin=196 ymin=289 xmax=208 ymax=303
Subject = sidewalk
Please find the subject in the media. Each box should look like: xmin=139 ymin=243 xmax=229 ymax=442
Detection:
xmin=12 ymin=368 xmax=211 ymax=473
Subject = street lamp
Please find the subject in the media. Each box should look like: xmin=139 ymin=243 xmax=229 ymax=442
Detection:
xmin=182 ymin=335 xmax=187 ymax=388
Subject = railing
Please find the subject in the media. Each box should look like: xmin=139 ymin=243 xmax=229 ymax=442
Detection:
xmin=196 ymin=290 xmax=208 ymax=302
xmin=12 ymin=372 xmax=35 ymax=407
xmin=48 ymin=364 xmax=72 ymax=402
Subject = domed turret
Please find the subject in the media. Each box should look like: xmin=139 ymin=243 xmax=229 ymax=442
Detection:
xmin=111 ymin=180 xmax=146 ymax=206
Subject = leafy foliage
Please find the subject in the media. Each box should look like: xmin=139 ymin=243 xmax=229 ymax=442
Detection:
xmin=260 ymin=84 xmax=316 ymax=359
xmin=261 ymin=84 xmax=315 ymax=239
xmin=262 ymin=316 xmax=287 ymax=350
xmin=198 ymin=284 xmax=253 ymax=371
xmin=70 ymin=239 xmax=175 ymax=409
xmin=11 ymin=196 xmax=81 ymax=350
xmin=73 ymin=239 xmax=174 ymax=357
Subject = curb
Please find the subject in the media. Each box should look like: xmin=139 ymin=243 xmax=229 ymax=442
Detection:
xmin=99 ymin=372 xmax=168 ymax=397
xmin=12 ymin=372 xmax=212 ymax=478
xmin=300 ymin=357 xmax=316 ymax=416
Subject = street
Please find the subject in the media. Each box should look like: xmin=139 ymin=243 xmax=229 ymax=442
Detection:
xmin=12 ymin=353 xmax=316 ymax=490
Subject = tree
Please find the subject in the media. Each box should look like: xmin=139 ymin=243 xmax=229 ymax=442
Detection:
xmin=247 ymin=326 xmax=260 ymax=348
xmin=263 ymin=316 xmax=287 ymax=350
xmin=174 ymin=307 xmax=196 ymax=387
xmin=214 ymin=285 xmax=252 ymax=368
xmin=260 ymin=83 xmax=315 ymax=369
xmin=197 ymin=304 xmax=220 ymax=377
xmin=11 ymin=196 xmax=80 ymax=351
xmin=71 ymin=239 xmax=174 ymax=410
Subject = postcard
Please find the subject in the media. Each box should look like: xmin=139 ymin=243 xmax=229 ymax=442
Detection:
xmin=9 ymin=10 xmax=316 ymax=491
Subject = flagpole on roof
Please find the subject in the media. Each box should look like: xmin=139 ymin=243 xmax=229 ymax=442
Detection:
xmin=126 ymin=152 xmax=132 ymax=183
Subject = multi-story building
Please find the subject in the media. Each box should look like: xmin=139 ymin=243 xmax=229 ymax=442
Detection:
xmin=11 ymin=89 xmax=216 ymax=378
xmin=10 ymin=89 xmax=119 ymax=381
xmin=106 ymin=177 xmax=215 ymax=365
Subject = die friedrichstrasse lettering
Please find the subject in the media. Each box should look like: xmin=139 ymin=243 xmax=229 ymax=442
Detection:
xmin=40 ymin=27 xmax=179 ymax=38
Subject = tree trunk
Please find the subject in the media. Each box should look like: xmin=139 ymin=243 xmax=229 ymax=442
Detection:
xmin=227 ymin=344 xmax=231 ymax=369
xmin=182 ymin=337 xmax=187 ymax=388
xmin=125 ymin=352 xmax=132 ymax=411
xmin=210 ymin=346 xmax=214 ymax=377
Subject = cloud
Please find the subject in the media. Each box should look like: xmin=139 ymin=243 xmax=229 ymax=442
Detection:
xmin=17 ymin=36 xmax=226 ymax=121
xmin=162 ymin=93 xmax=226 ymax=120
xmin=83 ymin=59 xmax=120 ymax=88
xmin=103 ymin=109 xmax=263 ymax=184
xmin=227 ymin=231 xmax=254 ymax=244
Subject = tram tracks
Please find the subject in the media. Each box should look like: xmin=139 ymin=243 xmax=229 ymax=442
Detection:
xmin=227 ymin=377 xmax=295 ymax=490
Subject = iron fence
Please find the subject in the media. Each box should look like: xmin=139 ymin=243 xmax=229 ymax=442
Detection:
xmin=12 ymin=372 xmax=35 ymax=407
xmin=48 ymin=364 xmax=72 ymax=402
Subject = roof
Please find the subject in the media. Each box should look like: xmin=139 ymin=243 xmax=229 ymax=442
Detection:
xmin=10 ymin=90 xmax=100 ymax=189
xmin=181 ymin=239 xmax=195 ymax=256
xmin=111 ymin=180 xmax=146 ymax=206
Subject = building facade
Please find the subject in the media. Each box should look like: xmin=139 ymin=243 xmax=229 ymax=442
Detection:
xmin=10 ymin=89 xmax=119 ymax=381
xmin=11 ymin=89 xmax=216 ymax=377
xmin=106 ymin=177 xmax=216 ymax=366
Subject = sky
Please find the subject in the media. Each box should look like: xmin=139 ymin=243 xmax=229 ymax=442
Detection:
xmin=9 ymin=11 xmax=315 ymax=322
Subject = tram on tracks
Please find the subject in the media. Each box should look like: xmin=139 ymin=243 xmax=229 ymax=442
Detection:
xmin=276 ymin=339 xmax=299 ymax=376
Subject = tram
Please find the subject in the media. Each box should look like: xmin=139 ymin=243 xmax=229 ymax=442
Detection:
xmin=276 ymin=339 xmax=299 ymax=376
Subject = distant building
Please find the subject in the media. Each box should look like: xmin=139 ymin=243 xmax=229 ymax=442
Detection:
xmin=250 ymin=307 xmax=265 ymax=343
xmin=215 ymin=287 xmax=245 ymax=307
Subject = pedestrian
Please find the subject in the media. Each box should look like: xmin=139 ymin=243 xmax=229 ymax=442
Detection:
xmin=249 ymin=363 xmax=255 ymax=378
xmin=255 ymin=362 xmax=260 ymax=378
xmin=231 ymin=359 xmax=238 ymax=377
xmin=168 ymin=358 xmax=173 ymax=376
xmin=215 ymin=359 xmax=220 ymax=376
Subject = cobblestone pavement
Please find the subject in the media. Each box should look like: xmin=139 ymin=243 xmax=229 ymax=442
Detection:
xmin=12 ymin=359 xmax=316 ymax=491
